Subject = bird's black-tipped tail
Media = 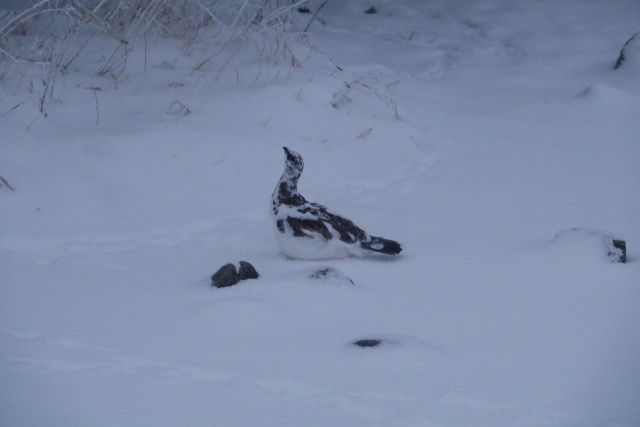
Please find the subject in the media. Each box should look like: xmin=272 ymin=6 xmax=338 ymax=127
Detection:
xmin=362 ymin=236 xmax=402 ymax=255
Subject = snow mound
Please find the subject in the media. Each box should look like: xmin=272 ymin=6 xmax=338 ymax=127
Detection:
xmin=297 ymin=265 xmax=355 ymax=286
xmin=551 ymin=227 xmax=627 ymax=263
xmin=575 ymin=83 xmax=638 ymax=105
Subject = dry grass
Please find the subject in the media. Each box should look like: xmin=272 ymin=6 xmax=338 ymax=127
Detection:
xmin=0 ymin=0 xmax=308 ymax=116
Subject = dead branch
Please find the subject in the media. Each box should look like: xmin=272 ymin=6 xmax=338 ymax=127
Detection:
xmin=0 ymin=174 xmax=16 ymax=191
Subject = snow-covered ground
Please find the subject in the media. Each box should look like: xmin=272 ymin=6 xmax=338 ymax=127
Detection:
xmin=2 ymin=1 xmax=640 ymax=426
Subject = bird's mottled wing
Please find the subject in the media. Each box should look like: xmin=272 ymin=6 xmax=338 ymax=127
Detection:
xmin=308 ymin=203 xmax=369 ymax=244
xmin=285 ymin=216 xmax=333 ymax=239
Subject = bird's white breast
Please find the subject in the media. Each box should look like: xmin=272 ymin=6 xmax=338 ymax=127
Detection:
xmin=271 ymin=203 xmax=359 ymax=260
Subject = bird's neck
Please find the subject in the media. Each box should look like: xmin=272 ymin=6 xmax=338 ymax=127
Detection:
xmin=274 ymin=174 xmax=304 ymax=206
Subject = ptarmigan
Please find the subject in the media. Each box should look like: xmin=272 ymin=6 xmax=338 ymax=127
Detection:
xmin=271 ymin=147 xmax=402 ymax=260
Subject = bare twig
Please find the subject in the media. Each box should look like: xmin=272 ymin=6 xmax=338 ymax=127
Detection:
xmin=304 ymin=0 xmax=330 ymax=33
xmin=0 ymin=175 xmax=16 ymax=191
xmin=0 ymin=101 xmax=24 ymax=119
xmin=80 ymin=82 xmax=101 ymax=125
xmin=166 ymin=100 xmax=191 ymax=119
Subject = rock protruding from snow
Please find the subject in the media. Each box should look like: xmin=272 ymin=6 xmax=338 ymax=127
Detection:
xmin=574 ymin=83 xmax=638 ymax=106
xmin=211 ymin=261 xmax=259 ymax=288
xmin=610 ymin=239 xmax=627 ymax=264
xmin=553 ymin=228 xmax=627 ymax=263
xmin=352 ymin=336 xmax=406 ymax=348
xmin=614 ymin=32 xmax=639 ymax=70
xmin=353 ymin=339 xmax=384 ymax=348
xmin=351 ymin=334 xmax=440 ymax=351
xmin=301 ymin=266 xmax=354 ymax=286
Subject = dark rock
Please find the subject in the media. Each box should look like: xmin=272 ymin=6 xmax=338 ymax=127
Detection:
xmin=297 ymin=7 xmax=310 ymax=14
xmin=238 ymin=261 xmax=260 ymax=280
xmin=609 ymin=239 xmax=627 ymax=264
xmin=364 ymin=6 xmax=377 ymax=14
xmin=211 ymin=264 xmax=240 ymax=288
xmin=211 ymin=261 xmax=259 ymax=288
xmin=353 ymin=339 xmax=383 ymax=348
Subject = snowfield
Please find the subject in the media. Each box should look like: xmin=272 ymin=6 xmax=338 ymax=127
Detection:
xmin=1 ymin=1 xmax=640 ymax=426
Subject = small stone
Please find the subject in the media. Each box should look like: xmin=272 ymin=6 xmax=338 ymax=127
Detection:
xmin=211 ymin=264 xmax=239 ymax=288
xmin=609 ymin=239 xmax=627 ymax=263
xmin=364 ymin=6 xmax=377 ymax=14
xmin=354 ymin=339 xmax=383 ymax=348
xmin=238 ymin=261 xmax=260 ymax=280
xmin=211 ymin=261 xmax=259 ymax=288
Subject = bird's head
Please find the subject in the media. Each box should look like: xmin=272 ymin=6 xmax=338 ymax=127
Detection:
xmin=283 ymin=147 xmax=304 ymax=176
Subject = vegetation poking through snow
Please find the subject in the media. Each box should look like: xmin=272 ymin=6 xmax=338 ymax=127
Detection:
xmin=0 ymin=0 xmax=306 ymax=114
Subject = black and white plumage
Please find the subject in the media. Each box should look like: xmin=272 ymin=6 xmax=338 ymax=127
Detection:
xmin=271 ymin=147 xmax=402 ymax=260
